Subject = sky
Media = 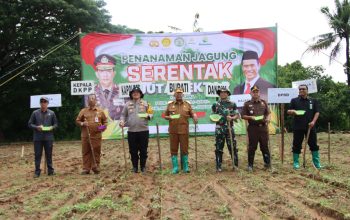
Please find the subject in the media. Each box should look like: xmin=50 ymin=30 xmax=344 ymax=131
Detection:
xmin=104 ymin=0 xmax=347 ymax=83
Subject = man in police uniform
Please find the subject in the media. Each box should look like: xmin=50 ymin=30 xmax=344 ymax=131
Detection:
xmin=287 ymin=84 xmax=321 ymax=169
xmin=212 ymin=88 xmax=239 ymax=172
xmin=76 ymin=94 xmax=107 ymax=174
xmin=87 ymin=54 xmax=125 ymax=120
xmin=119 ymin=88 xmax=154 ymax=173
xmin=164 ymin=88 xmax=198 ymax=174
xmin=242 ymin=85 xmax=271 ymax=172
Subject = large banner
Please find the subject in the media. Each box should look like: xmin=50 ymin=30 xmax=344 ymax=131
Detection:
xmin=80 ymin=27 xmax=278 ymax=139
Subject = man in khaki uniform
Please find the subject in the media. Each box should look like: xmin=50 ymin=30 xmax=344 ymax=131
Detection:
xmin=164 ymin=88 xmax=198 ymax=174
xmin=242 ymin=85 xmax=271 ymax=172
xmin=76 ymin=94 xmax=107 ymax=174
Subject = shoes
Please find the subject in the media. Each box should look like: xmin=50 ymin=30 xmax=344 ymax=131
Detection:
xmin=34 ymin=174 xmax=40 ymax=178
xmin=141 ymin=167 xmax=146 ymax=173
xmin=48 ymin=172 xmax=56 ymax=176
xmin=81 ymin=170 xmax=90 ymax=175
xmin=92 ymin=170 xmax=100 ymax=174
xmin=216 ymin=168 xmax=222 ymax=172
xmin=247 ymin=166 xmax=253 ymax=172
xmin=264 ymin=163 xmax=271 ymax=169
xmin=132 ymin=167 xmax=139 ymax=173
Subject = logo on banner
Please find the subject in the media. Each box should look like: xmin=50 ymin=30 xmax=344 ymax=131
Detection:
xmin=161 ymin=38 xmax=171 ymax=47
xmin=188 ymin=38 xmax=196 ymax=45
xmin=174 ymin=37 xmax=185 ymax=47
xmin=199 ymin=36 xmax=211 ymax=45
xmin=149 ymin=39 xmax=159 ymax=47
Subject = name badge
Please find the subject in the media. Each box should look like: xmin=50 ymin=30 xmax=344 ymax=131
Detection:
xmin=95 ymin=116 xmax=99 ymax=123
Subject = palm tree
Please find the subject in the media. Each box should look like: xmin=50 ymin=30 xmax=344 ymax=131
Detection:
xmin=307 ymin=0 xmax=350 ymax=86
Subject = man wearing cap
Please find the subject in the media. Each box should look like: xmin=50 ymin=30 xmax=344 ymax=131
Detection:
xmin=119 ymin=87 xmax=154 ymax=173
xmin=76 ymin=94 xmax=107 ymax=174
xmin=164 ymin=88 xmax=198 ymax=174
xmin=242 ymin=85 xmax=271 ymax=172
xmin=87 ymin=54 xmax=125 ymax=120
xmin=211 ymin=88 xmax=239 ymax=172
xmin=287 ymin=84 xmax=321 ymax=169
xmin=28 ymin=97 xmax=58 ymax=178
xmin=233 ymin=50 xmax=275 ymax=101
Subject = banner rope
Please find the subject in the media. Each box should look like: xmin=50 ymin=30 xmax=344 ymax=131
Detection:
xmin=0 ymin=31 xmax=80 ymax=88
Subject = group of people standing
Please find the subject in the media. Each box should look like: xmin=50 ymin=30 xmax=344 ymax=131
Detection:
xmin=28 ymin=82 xmax=321 ymax=177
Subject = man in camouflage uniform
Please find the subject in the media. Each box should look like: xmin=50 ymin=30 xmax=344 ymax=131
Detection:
xmin=164 ymin=88 xmax=198 ymax=174
xmin=85 ymin=54 xmax=125 ymax=120
xmin=212 ymin=88 xmax=239 ymax=172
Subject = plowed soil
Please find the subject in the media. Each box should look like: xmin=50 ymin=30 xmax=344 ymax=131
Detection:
xmin=0 ymin=132 xmax=349 ymax=219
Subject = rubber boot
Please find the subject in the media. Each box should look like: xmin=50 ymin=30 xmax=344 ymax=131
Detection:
xmin=233 ymin=149 xmax=239 ymax=167
xmin=215 ymin=151 xmax=222 ymax=172
xmin=171 ymin=155 xmax=179 ymax=174
xmin=293 ymin=153 xmax=300 ymax=169
xmin=182 ymin=154 xmax=190 ymax=173
xmin=311 ymin=151 xmax=321 ymax=169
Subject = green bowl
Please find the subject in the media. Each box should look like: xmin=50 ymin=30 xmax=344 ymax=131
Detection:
xmin=42 ymin=126 xmax=52 ymax=131
xmin=170 ymin=114 xmax=180 ymax=119
xmin=254 ymin=115 xmax=264 ymax=121
xmin=138 ymin=113 xmax=148 ymax=118
xmin=210 ymin=114 xmax=222 ymax=122
xmin=295 ymin=110 xmax=306 ymax=115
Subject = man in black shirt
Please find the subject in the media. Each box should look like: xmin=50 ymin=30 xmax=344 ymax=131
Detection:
xmin=28 ymin=97 xmax=58 ymax=177
xmin=287 ymin=84 xmax=321 ymax=169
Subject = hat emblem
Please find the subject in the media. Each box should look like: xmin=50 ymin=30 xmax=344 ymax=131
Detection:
xmin=101 ymin=56 xmax=109 ymax=64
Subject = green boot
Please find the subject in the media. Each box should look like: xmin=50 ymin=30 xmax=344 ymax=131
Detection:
xmin=171 ymin=155 xmax=179 ymax=174
xmin=311 ymin=151 xmax=322 ymax=169
xmin=293 ymin=153 xmax=300 ymax=169
xmin=182 ymin=154 xmax=190 ymax=173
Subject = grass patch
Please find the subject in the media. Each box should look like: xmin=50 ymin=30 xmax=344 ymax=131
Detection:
xmin=54 ymin=195 xmax=132 ymax=219
xmin=216 ymin=204 xmax=232 ymax=219
xmin=24 ymin=190 xmax=73 ymax=214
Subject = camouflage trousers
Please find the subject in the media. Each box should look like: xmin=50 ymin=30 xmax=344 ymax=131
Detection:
xmin=215 ymin=125 xmax=238 ymax=168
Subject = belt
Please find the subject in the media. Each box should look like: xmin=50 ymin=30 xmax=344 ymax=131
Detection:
xmin=217 ymin=123 xmax=233 ymax=126
xmin=249 ymin=123 xmax=266 ymax=127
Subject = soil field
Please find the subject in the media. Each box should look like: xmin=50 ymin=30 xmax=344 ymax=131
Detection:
xmin=0 ymin=132 xmax=349 ymax=220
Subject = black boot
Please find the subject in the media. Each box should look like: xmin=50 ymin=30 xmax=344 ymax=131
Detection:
xmin=131 ymin=157 xmax=138 ymax=173
xmin=140 ymin=158 xmax=147 ymax=173
xmin=248 ymin=150 xmax=255 ymax=172
xmin=215 ymin=151 xmax=223 ymax=172
xmin=233 ymin=148 xmax=238 ymax=167
xmin=263 ymin=153 xmax=271 ymax=169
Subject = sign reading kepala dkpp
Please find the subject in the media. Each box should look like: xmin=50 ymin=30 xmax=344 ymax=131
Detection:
xmin=71 ymin=81 xmax=95 ymax=95
xmin=80 ymin=27 xmax=278 ymax=139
